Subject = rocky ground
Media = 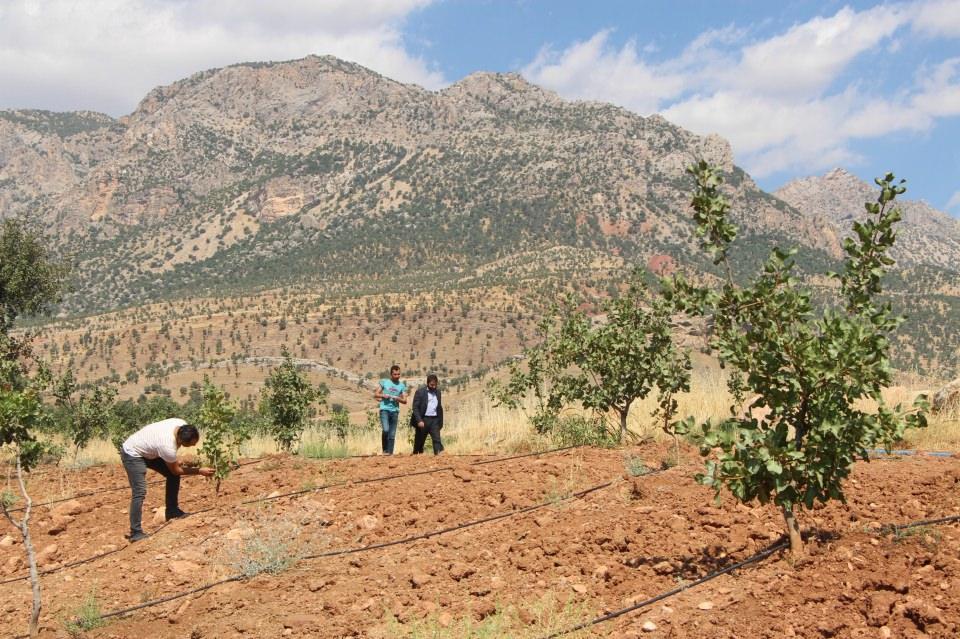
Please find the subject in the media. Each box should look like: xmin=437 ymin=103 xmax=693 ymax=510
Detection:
xmin=1 ymin=445 xmax=958 ymax=638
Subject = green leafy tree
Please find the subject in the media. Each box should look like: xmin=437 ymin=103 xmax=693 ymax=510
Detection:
xmin=0 ymin=220 xmax=68 ymax=638
xmin=52 ymin=369 xmax=119 ymax=457
xmin=667 ymin=162 xmax=926 ymax=554
xmin=324 ymin=405 xmax=352 ymax=445
xmin=259 ymin=349 xmax=327 ymax=452
xmin=490 ymin=277 xmax=690 ymax=443
xmin=196 ymin=378 xmax=250 ymax=494
xmin=0 ymin=219 xmax=70 ymax=333
xmin=109 ymin=395 xmax=183 ymax=451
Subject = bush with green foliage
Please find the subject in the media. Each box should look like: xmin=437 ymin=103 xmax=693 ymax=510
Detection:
xmin=489 ymin=276 xmax=690 ymax=443
xmin=259 ymin=348 xmax=328 ymax=452
xmin=196 ymin=378 xmax=251 ymax=494
xmin=666 ymin=162 xmax=927 ymax=554
xmin=0 ymin=218 xmax=69 ymax=639
xmin=52 ymin=369 xmax=119 ymax=457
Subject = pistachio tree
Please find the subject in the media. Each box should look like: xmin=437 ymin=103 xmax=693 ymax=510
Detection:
xmin=0 ymin=219 xmax=69 ymax=638
xmin=667 ymin=161 xmax=926 ymax=554
xmin=259 ymin=348 xmax=328 ymax=452
xmin=196 ymin=378 xmax=250 ymax=494
xmin=53 ymin=369 xmax=119 ymax=458
xmin=491 ymin=278 xmax=690 ymax=444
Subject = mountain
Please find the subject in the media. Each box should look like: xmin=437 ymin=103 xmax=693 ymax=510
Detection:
xmin=1 ymin=56 xmax=958 ymax=375
xmin=2 ymin=55 xmax=831 ymax=311
xmin=775 ymin=168 xmax=960 ymax=272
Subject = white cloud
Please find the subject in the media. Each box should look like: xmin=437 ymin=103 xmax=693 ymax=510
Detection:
xmin=947 ymin=190 xmax=960 ymax=210
xmin=732 ymin=6 xmax=908 ymax=99
xmin=522 ymin=31 xmax=688 ymax=115
xmin=912 ymin=0 xmax=960 ymax=37
xmin=521 ymin=4 xmax=960 ymax=180
xmin=0 ymin=0 xmax=443 ymax=115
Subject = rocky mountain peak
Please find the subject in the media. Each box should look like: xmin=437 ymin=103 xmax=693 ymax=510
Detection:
xmin=775 ymin=169 xmax=960 ymax=271
xmin=442 ymin=71 xmax=563 ymax=108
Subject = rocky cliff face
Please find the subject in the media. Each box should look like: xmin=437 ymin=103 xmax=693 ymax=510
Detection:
xmin=775 ymin=168 xmax=960 ymax=271
xmin=0 ymin=56 xmax=949 ymax=313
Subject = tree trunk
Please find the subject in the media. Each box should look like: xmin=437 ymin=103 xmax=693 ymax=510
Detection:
xmin=15 ymin=458 xmax=41 ymax=638
xmin=619 ymin=411 xmax=628 ymax=443
xmin=781 ymin=504 xmax=804 ymax=555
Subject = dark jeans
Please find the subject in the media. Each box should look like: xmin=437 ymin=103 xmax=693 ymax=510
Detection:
xmin=121 ymin=450 xmax=180 ymax=534
xmin=380 ymin=410 xmax=399 ymax=454
xmin=413 ymin=416 xmax=444 ymax=455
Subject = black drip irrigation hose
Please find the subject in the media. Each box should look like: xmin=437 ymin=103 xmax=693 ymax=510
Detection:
xmin=471 ymin=444 xmax=581 ymax=466
xmin=3 ymin=457 xmax=267 ymax=515
xmin=0 ymin=445 xmax=581 ymax=584
xmin=537 ymin=512 xmax=960 ymax=639
xmin=867 ymin=449 xmax=956 ymax=458
xmin=538 ymin=537 xmax=791 ymax=639
xmin=881 ymin=513 xmax=960 ymax=534
xmin=0 ymin=515 xmax=184 ymax=587
xmin=302 ymin=480 xmax=615 ymax=561
xmin=33 ymin=477 xmax=618 ymax=637
xmin=13 ymin=576 xmax=246 ymax=639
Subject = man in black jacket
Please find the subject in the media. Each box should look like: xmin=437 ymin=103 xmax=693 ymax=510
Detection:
xmin=410 ymin=374 xmax=444 ymax=455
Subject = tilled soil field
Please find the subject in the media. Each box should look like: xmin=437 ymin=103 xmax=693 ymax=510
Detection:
xmin=1 ymin=445 xmax=958 ymax=638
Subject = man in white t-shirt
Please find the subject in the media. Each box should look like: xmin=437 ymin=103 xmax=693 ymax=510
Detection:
xmin=120 ymin=418 xmax=214 ymax=542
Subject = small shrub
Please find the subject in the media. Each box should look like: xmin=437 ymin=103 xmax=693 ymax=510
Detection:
xmin=64 ymin=590 xmax=107 ymax=636
xmin=550 ymin=415 xmax=617 ymax=448
xmin=226 ymin=508 xmax=308 ymax=578
xmin=624 ymin=455 xmax=651 ymax=477
xmin=892 ymin=525 xmax=942 ymax=552
xmin=299 ymin=441 xmax=350 ymax=459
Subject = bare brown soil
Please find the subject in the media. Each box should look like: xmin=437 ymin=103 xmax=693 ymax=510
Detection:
xmin=1 ymin=445 xmax=958 ymax=638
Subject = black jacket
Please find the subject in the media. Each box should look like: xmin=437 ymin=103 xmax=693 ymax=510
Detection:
xmin=409 ymin=386 xmax=443 ymax=428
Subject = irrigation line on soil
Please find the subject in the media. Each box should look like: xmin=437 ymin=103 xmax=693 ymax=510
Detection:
xmin=0 ymin=515 xmax=183 ymax=586
xmin=19 ymin=481 xmax=958 ymax=636
xmin=302 ymin=479 xmax=616 ymax=562
xmin=12 ymin=576 xmax=247 ymax=639
xmin=3 ymin=458 xmax=267 ymax=515
xmin=538 ymin=513 xmax=960 ymax=638
xmin=3 ymin=446 xmax=572 ymax=515
xmin=471 ymin=445 xmax=581 ymax=466
xmin=0 ymin=445 xmax=580 ymax=584
xmin=35 ymin=478 xmax=618 ymax=636
xmin=538 ymin=537 xmax=791 ymax=639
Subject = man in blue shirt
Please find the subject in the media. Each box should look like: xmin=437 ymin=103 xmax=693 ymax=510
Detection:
xmin=374 ymin=364 xmax=407 ymax=454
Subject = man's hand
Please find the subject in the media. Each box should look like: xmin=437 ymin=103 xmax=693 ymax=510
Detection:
xmin=417 ymin=421 xmax=425 ymax=429
xmin=198 ymin=467 xmax=215 ymax=477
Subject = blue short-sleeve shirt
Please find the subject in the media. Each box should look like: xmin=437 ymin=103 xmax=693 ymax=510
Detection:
xmin=378 ymin=379 xmax=407 ymax=412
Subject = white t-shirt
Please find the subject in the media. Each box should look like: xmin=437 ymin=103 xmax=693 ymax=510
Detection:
xmin=122 ymin=418 xmax=185 ymax=462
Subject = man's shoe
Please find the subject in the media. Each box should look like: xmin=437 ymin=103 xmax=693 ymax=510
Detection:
xmin=165 ymin=509 xmax=189 ymax=520
xmin=128 ymin=531 xmax=149 ymax=542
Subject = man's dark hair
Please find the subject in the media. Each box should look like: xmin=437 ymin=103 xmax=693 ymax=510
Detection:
xmin=390 ymin=365 xmax=401 ymax=374
xmin=177 ymin=424 xmax=200 ymax=445
xmin=426 ymin=374 xmax=438 ymax=385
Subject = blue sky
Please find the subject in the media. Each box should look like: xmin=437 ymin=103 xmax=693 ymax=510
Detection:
xmin=1 ymin=0 xmax=958 ymax=215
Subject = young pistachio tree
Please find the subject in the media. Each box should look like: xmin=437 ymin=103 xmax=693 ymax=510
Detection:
xmin=196 ymin=378 xmax=250 ymax=494
xmin=0 ymin=341 xmax=53 ymax=639
xmin=259 ymin=348 xmax=328 ymax=452
xmin=490 ymin=278 xmax=690 ymax=444
xmin=52 ymin=369 xmax=119 ymax=458
xmin=0 ymin=218 xmax=69 ymax=638
xmin=667 ymin=161 xmax=927 ymax=554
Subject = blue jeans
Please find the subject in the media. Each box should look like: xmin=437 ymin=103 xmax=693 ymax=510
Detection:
xmin=380 ymin=410 xmax=399 ymax=454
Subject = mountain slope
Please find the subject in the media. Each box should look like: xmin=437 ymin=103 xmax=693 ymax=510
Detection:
xmin=2 ymin=55 xmax=830 ymax=312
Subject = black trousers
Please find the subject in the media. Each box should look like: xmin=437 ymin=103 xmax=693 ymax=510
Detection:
xmin=121 ymin=450 xmax=181 ymax=534
xmin=412 ymin=416 xmax=443 ymax=455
